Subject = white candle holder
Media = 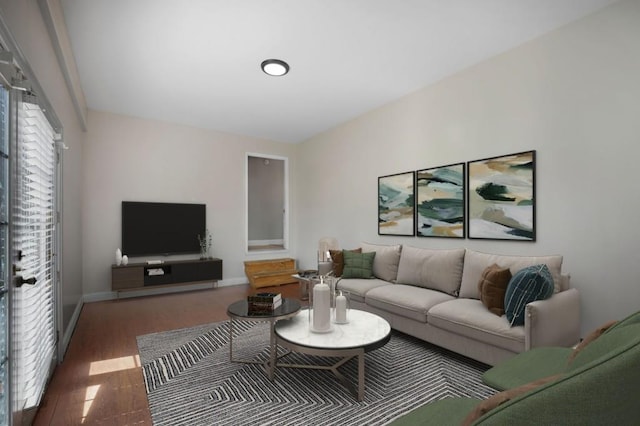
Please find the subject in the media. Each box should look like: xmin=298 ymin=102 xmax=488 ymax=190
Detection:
xmin=309 ymin=276 xmax=332 ymax=333
xmin=333 ymin=290 xmax=350 ymax=324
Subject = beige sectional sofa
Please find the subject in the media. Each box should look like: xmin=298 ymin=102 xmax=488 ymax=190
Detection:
xmin=336 ymin=243 xmax=580 ymax=366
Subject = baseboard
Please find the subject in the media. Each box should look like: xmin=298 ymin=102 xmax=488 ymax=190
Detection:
xmin=218 ymin=277 xmax=248 ymax=287
xmin=59 ymin=297 xmax=84 ymax=360
xmin=82 ymin=277 xmax=248 ymax=302
xmin=248 ymin=239 xmax=284 ymax=247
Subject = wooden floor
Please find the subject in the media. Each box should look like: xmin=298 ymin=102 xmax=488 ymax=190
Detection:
xmin=33 ymin=282 xmax=302 ymax=425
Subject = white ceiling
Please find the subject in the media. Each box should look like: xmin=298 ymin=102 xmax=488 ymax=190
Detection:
xmin=60 ymin=0 xmax=618 ymax=143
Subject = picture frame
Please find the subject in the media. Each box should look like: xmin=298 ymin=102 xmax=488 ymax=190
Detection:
xmin=378 ymin=171 xmax=415 ymax=236
xmin=467 ymin=150 xmax=536 ymax=241
xmin=416 ymin=162 xmax=465 ymax=238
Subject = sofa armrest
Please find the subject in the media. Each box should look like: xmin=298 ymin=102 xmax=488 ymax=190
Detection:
xmin=524 ymin=288 xmax=580 ymax=350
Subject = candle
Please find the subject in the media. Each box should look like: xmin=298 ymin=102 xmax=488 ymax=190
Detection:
xmin=312 ymin=279 xmax=331 ymax=332
xmin=335 ymin=292 xmax=347 ymax=323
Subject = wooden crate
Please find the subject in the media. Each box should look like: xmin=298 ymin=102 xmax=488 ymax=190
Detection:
xmin=244 ymin=258 xmax=298 ymax=289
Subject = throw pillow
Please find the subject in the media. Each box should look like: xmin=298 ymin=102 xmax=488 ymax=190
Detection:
xmin=504 ymin=264 xmax=554 ymax=327
xmin=477 ymin=264 xmax=512 ymax=316
xmin=342 ymin=250 xmax=376 ymax=279
xmin=461 ymin=374 xmax=562 ymax=426
xmin=395 ymin=246 xmax=465 ymax=296
xmin=329 ymin=248 xmax=362 ymax=277
xmin=567 ymin=319 xmax=618 ymax=363
xmin=459 ymin=249 xmax=563 ymax=299
xmin=360 ymin=242 xmax=402 ymax=282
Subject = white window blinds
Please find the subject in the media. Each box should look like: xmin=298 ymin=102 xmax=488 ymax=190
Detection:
xmin=12 ymin=98 xmax=56 ymax=410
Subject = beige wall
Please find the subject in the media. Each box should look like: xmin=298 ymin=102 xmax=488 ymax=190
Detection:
xmin=82 ymin=110 xmax=298 ymax=296
xmin=295 ymin=0 xmax=640 ymax=335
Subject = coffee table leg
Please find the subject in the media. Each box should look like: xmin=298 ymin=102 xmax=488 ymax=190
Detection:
xmin=268 ymin=319 xmax=276 ymax=381
xmin=229 ymin=318 xmax=234 ymax=361
xmin=358 ymin=351 xmax=364 ymax=402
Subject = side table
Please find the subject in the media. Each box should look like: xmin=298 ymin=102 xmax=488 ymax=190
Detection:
xmin=227 ymin=298 xmax=301 ymax=380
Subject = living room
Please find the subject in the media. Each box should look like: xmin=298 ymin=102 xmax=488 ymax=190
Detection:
xmin=81 ymin=0 xmax=640 ymax=338
xmin=1 ymin=0 xmax=639 ymax=424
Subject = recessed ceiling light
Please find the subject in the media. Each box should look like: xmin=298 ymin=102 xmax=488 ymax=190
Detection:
xmin=261 ymin=59 xmax=289 ymax=77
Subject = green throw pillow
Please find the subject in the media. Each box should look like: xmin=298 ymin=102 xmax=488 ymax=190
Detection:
xmin=342 ymin=250 xmax=376 ymax=279
xmin=505 ymin=264 xmax=554 ymax=326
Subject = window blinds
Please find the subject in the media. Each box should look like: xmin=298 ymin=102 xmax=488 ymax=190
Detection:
xmin=12 ymin=98 xmax=56 ymax=410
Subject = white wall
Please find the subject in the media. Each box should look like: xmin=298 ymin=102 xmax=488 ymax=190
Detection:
xmin=295 ymin=0 xmax=640 ymax=335
xmin=0 ymin=1 xmax=84 ymax=342
xmin=82 ymin=110 xmax=298 ymax=297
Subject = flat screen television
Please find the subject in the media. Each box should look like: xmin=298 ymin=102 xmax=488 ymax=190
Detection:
xmin=122 ymin=201 xmax=206 ymax=257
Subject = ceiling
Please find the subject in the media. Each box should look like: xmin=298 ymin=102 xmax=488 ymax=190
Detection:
xmin=59 ymin=0 xmax=618 ymax=143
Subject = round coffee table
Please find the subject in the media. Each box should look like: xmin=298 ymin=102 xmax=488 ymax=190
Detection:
xmin=274 ymin=309 xmax=391 ymax=401
xmin=227 ymin=298 xmax=301 ymax=380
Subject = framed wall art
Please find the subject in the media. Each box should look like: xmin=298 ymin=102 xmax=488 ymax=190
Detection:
xmin=467 ymin=150 xmax=536 ymax=241
xmin=416 ymin=162 xmax=465 ymax=238
xmin=378 ymin=171 xmax=415 ymax=236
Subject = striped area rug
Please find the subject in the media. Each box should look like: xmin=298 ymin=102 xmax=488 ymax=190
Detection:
xmin=137 ymin=320 xmax=496 ymax=425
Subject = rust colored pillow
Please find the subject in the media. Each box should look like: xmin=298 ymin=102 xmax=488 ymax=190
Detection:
xmin=477 ymin=264 xmax=512 ymax=316
xmin=461 ymin=374 xmax=562 ymax=426
xmin=329 ymin=248 xmax=361 ymax=277
xmin=567 ymin=319 xmax=618 ymax=363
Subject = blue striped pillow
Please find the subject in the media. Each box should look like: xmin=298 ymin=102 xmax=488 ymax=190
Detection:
xmin=505 ymin=264 xmax=554 ymax=326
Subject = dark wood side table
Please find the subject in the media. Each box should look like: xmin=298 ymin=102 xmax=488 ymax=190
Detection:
xmin=226 ymin=298 xmax=301 ymax=380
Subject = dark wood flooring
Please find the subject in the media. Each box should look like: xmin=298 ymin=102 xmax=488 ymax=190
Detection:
xmin=33 ymin=282 xmax=302 ymax=425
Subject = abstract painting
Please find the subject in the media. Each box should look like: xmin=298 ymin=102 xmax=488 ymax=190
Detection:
xmin=378 ymin=171 xmax=415 ymax=236
xmin=467 ymin=150 xmax=536 ymax=241
xmin=416 ymin=163 xmax=465 ymax=238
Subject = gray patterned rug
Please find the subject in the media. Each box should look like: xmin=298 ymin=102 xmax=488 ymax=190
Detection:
xmin=137 ymin=320 xmax=496 ymax=425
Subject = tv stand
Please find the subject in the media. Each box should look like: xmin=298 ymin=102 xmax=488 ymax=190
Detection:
xmin=111 ymin=258 xmax=223 ymax=291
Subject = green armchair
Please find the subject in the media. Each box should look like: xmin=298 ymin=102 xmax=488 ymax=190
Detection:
xmin=390 ymin=315 xmax=640 ymax=425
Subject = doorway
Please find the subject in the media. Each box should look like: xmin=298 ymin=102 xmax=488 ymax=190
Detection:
xmin=246 ymin=154 xmax=288 ymax=253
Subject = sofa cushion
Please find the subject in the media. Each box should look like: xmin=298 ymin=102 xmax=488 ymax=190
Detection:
xmin=505 ymin=264 xmax=554 ymax=327
xmin=567 ymin=319 xmax=618 ymax=363
xmin=342 ymin=250 xmax=375 ymax=279
xmin=482 ymin=346 xmax=572 ymax=391
xmin=329 ymin=248 xmax=361 ymax=277
xmin=365 ymin=284 xmax=455 ymax=323
xmin=361 ymin=242 xmax=402 ymax=282
xmin=460 ymin=249 xmax=563 ymax=299
xmin=395 ymin=246 xmax=465 ymax=296
xmin=428 ymin=299 xmax=525 ymax=353
xmin=478 ymin=264 xmax=512 ymax=316
xmin=567 ymin=323 xmax=640 ymax=372
xmin=462 ymin=374 xmax=562 ymax=426
xmin=606 ymin=310 xmax=640 ymax=332
xmin=336 ymin=278 xmax=389 ymax=303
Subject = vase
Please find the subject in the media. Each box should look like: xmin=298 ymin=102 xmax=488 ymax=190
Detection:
xmin=200 ymin=247 xmax=209 ymax=260
xmin=122 ymin=255 xmax=128 ymax=266
xmin=116 ymin=248 xmax=122 ymax=266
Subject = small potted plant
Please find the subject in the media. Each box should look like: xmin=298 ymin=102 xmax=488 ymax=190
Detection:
xmin=198 ymin=229 xmax=212 ymax=260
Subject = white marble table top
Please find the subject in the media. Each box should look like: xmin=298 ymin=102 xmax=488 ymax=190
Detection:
xmin=274 ymin=309 xmax=391 ymax=350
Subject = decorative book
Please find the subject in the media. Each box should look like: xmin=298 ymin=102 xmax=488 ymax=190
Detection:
xmin=247 ymin=292 xmax=282 ymax=313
